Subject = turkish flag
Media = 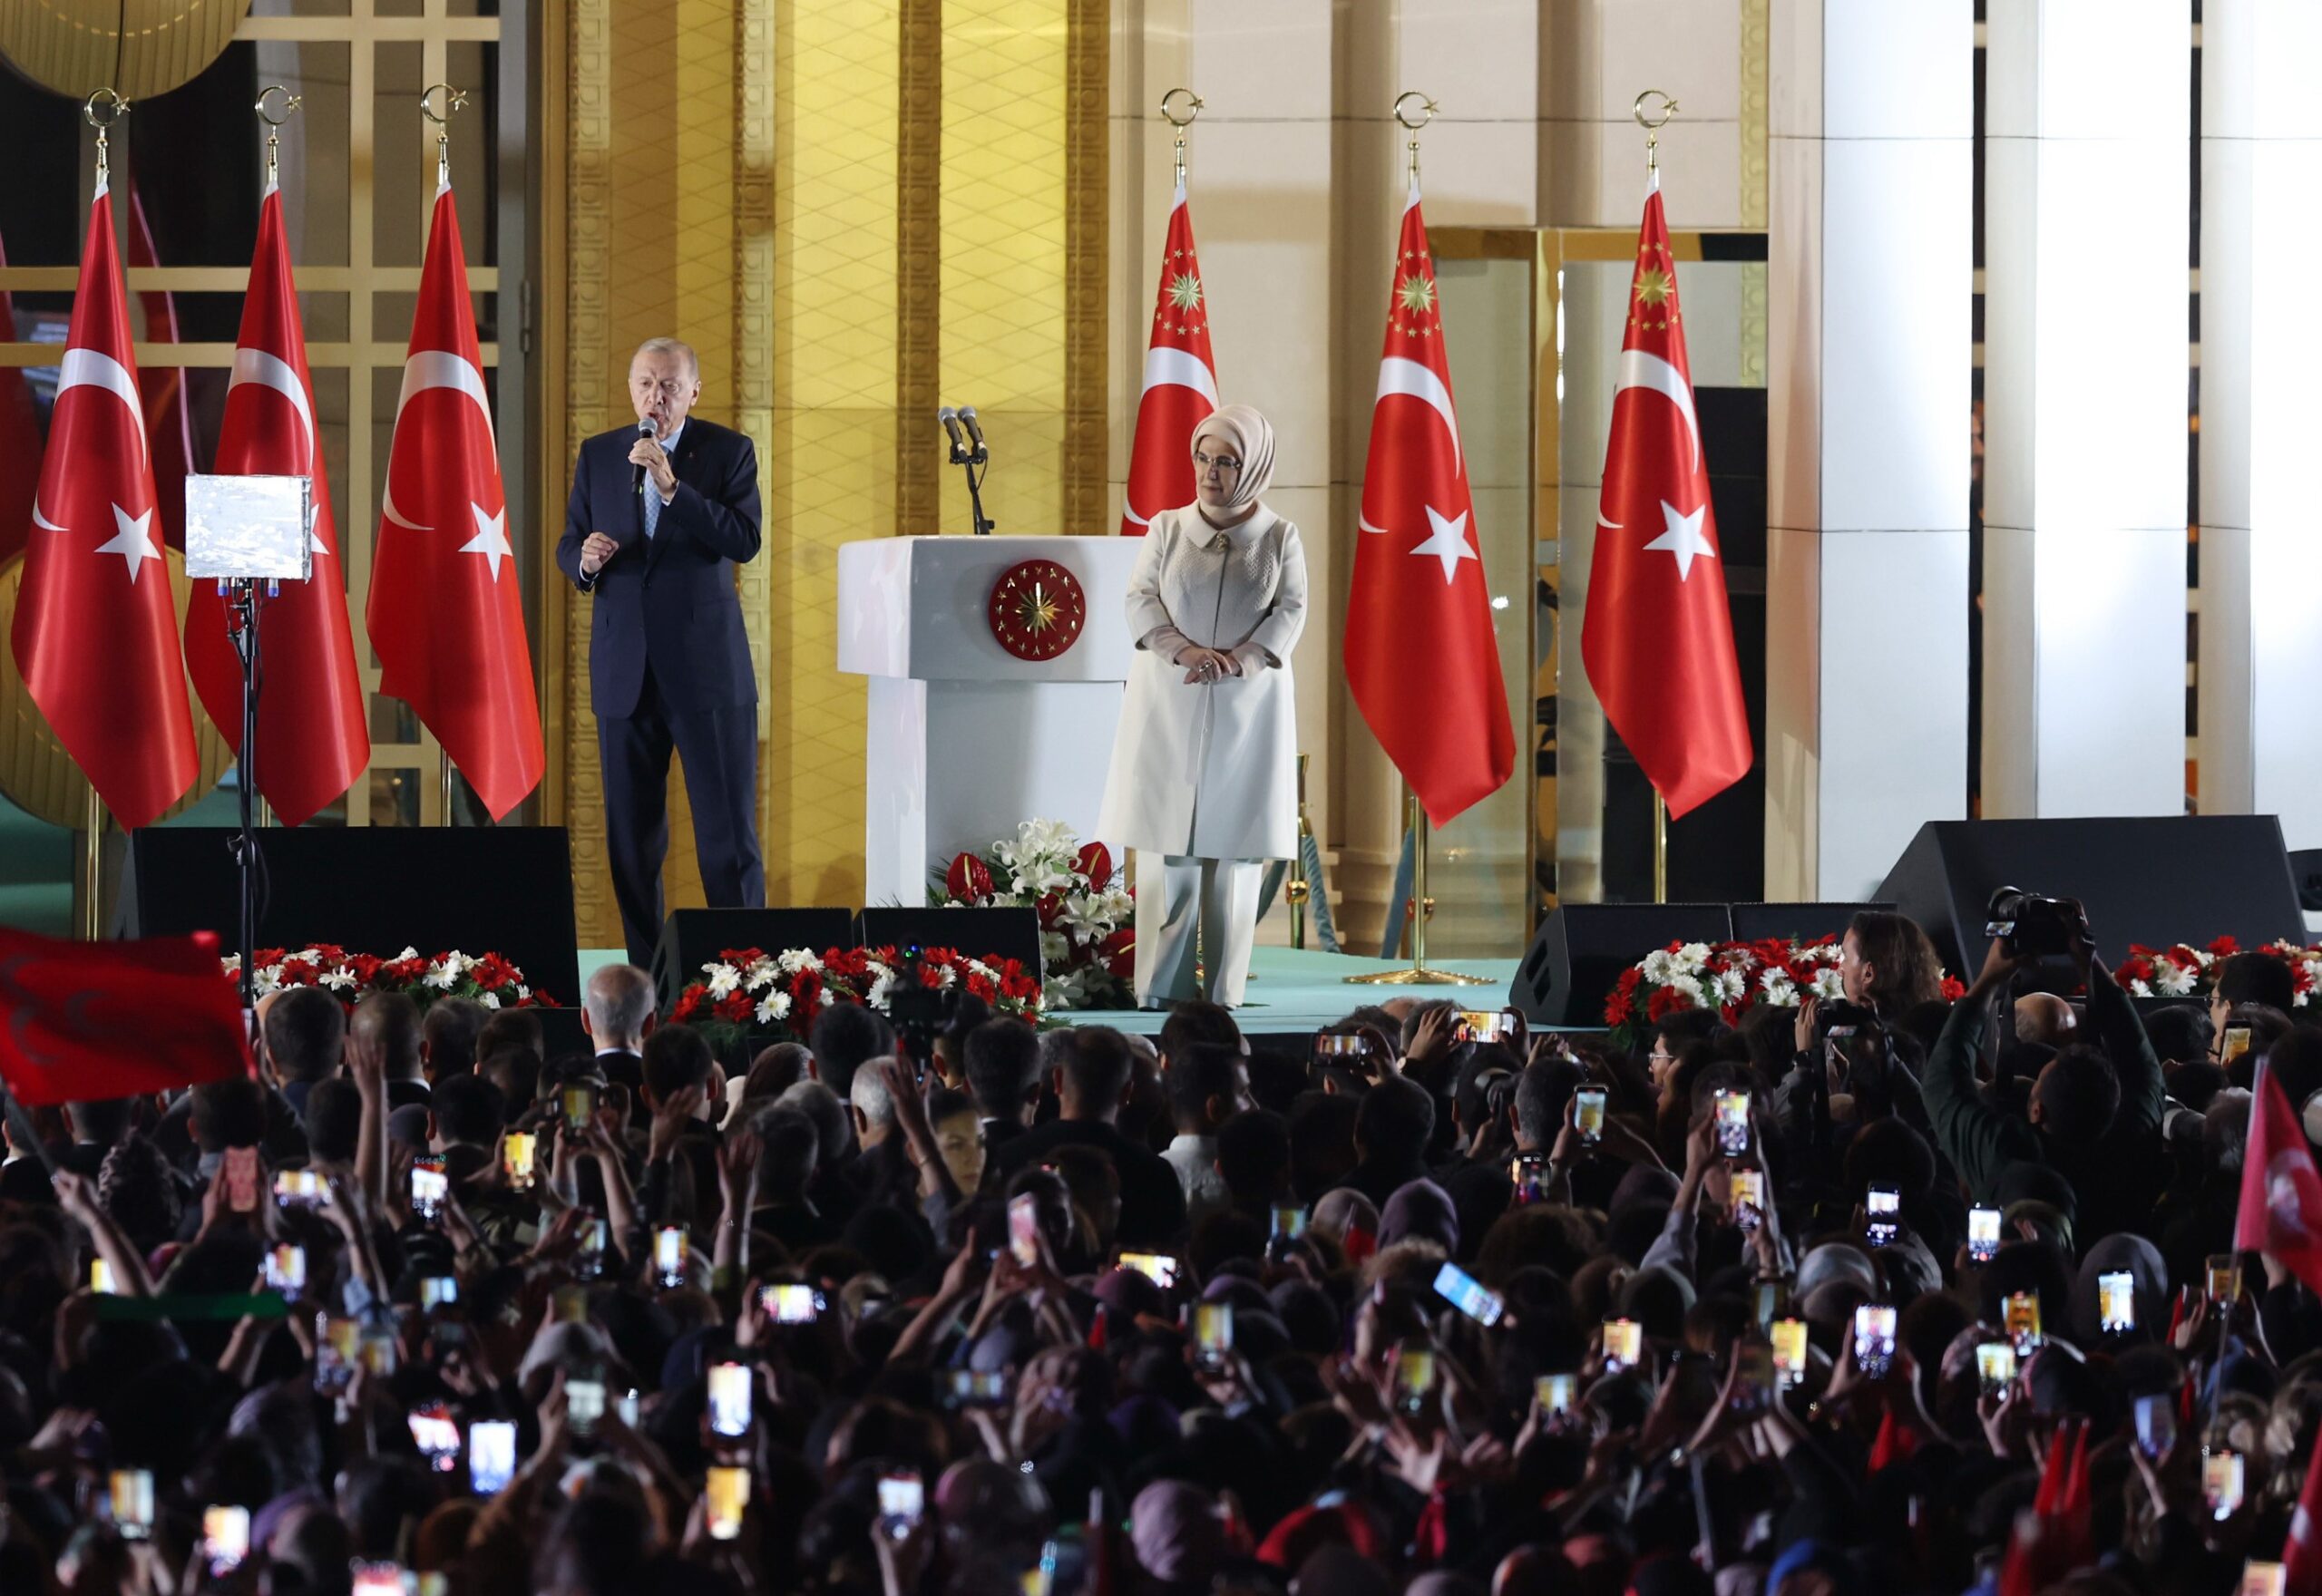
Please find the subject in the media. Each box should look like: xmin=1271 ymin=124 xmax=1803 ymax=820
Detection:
xmin=365 ymin=186 xmax=542 ymax=820
xmin=2235 ymin=1064 xmax=2322 ymax=1296
xmin=10 ymin=186 xmax=200 ymax=831
xmin=0 ymin=228 xmax=43 ymax=569
xmin=126 ymin=180 xmax=200 ymax=553
xmin=1344 ymin=180 xmax=1515 ymax=827
xmin=2285 ymin=1414 xmax=2322 ymax=1594
xmin=1579 ymin=188 xmax=1751 ymax=818
xmin=1120 ymin=180 xmax=1218 ymax=535
xmin=185 ymin=187 xmax=371 ymax=827
xmin=0 ymin=926 xmax=249 ymax=1106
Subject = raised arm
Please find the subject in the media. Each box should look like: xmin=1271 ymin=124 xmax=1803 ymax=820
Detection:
xmin=2083 ymin=949 xmax=2164 ymax=1139
xmin=1919 ymin=939 xmax=2033 ymax=1201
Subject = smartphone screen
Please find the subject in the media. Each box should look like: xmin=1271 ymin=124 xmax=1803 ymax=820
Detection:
xmin=762 ymin=1283 xmax=824 ymax=1324
xmin=264 ymin=1244 xmax=307 ymax=1296
xmin=225 ymin=1145 xmax=260 ymax=1212
xmin=411 ymin=1156 xmax=448 ymax=1222
xmin=573 ymin=1217 xmax=609 ymax=1280
xmin=1195 ymin=1301 xmax=1234 ymax=1367
xmin=1536 ymin=1372 xmax=1576 ymax=1414
xmin=1755 ymin=1280 xmax=1786 ymax=1331
xmin=707 ymin=1465 xmax=749 ymax=1541
xmin=90 ymin=1258 xmax=115 ymax=1295
xmin=1394 ymin=1344 xmax=1438 ymax=1414
xmin=315 ymin=1316 xmax=358 ymax=1395
xmin=1729 ymin=1168 xmax=1764 ymax=1229
xmin=2222 ymin=1027 xmax=2254 ymax=1066
xmin=203 ymin=1504 xmax=250 ymax=1574
xmin=503 ymin=1131 xmax=537 ymax=1192
xmin=110 ymin=1470 xmax=153 ymax=1539
xmin=2099 ymin=1270 xmax=2136 ymax=1334
xmin=350 ymin=1566 xmax=405 ymax=1596
xmin=563 ymin=1082 xmax=599 ymax=1132
xmin=2244 ymin=1562 xmax=2288 ymax=1596
xmin=1314 ymin=1033 xmax=1367 ymax=1057
xmin=567 ymin=1377 xmax=606 ymax=1435
xmin=1854 ymin=1304 xmax=1898 ymax=1377
xmin=2135 ymin=1393 xmax=2176 ymax=1460
xmin=1270 ymin=1205 xmax=1309 ymax=1241
xmin=1603 ymin=1317 xmax=1643 ymax=1372
xmin=1968 ymin=1205 xmax=2002 ymax=1262
xmin=708 ymin=1362 xmax=753 ymax=1438
xmin=469 ymin=1419 xmax=517 ymax=1494
xmin=2206 ymin=1449 xmax=2246 ymax=1520
xmin=1865 ymin=1185 xmax=1900 ymax=1248
xmin=1714 ymin=1090 xmax=1751 ymax=1157
xmin=947 ymin=1369 xmax=1008 ymax=1408
xmin=274 ymin=1169 xmax=324 ymax=1208
xmin=421 ymin=1275 xmax=458 ymax=1310
xmin=1117 ymin=1253 xmax=1176 ymax=1290
xmin=654 ymin=1226 xmax=688 ymax=1289
xmin=2005 ymin=1290 xmax=2043 ymax=1353
xmin=2209 ymin=1253 xmax=2241 ymax=1304
xmin=1008 ymin=1192 xmax=1041 ymax=1268
xmin=1432 ymin=1260 xmax=1505 ymax=1328
xmin=1976 ymin=1341 xmax=2018 ymax=1395
xmin=407 ymin=1404 xmax=462 ymax=1472
xmin=1736 ymin=1340 xmax=1775 ymax=1407
xmin=878 ymin=1472 xmax=925 ymax=1537
xmin=1771 ymin=1318 xmax=1808 ymax=1387
xmin=1575 ymin=1086 xmax=1607 ymax=1143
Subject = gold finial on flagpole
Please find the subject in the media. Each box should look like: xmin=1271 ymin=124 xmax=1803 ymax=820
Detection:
xmin=1161 ymin=88 xmax=1202 ymax=188
xmin=256 ymin=85 xmax=303 ymax=192
xmin=1393 ymin=91 xmax=1437 ymax=185
xmin=1634 ymin=89 xmax=1678 ymax=180
xmin=420 ymin=83 xmax=468 ymax=192
xmin=83 ymin=89 xmax=128 ymax=193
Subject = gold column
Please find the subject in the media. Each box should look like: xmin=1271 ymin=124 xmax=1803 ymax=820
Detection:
xmin=1062 ymin=0 xmax=1108 ymax=533
xmin=895 ymin=0 xmax=943 ymax=533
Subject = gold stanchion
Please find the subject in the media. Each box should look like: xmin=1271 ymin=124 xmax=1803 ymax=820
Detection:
xmin=1653 ymin=791 xmax=1669 ymax=904
xmin=81 ymin=788 xmax=103 ymax=940
xmin=1287 ymin=754 xmax=1312 ymax=950
xmin=1347 ymin=793 xmax=1489 ymax=987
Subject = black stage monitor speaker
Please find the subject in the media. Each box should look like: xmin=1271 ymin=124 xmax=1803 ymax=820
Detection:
xmin=651 ymin=908 xmax=858 ymax=1014
xmin=1508 ymin=903 xmax=1735 ymax=1027
xmin=124 ymin=826 xmax=582 ymax=1009
xmin=2292 ymin=848 xmax=2322 ymax=914
xmin=1729 ymin=902 xmax=1892 ymax=945
xmin=856 ymin=907 xmax=1043 ymax=980
xmin=1876 ymin=816 xmax=2306 ymax=976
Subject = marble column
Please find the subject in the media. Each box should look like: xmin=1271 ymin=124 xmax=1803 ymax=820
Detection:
xmin=1762 ymin=0 xmax=1972 ymax=897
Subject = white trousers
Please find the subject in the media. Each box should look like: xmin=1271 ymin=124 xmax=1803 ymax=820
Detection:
xmin=1134 ymin=852 xmax=1263 ymax=1007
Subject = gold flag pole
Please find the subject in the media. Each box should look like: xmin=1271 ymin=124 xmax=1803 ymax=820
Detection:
xmin=1636 ymin=89 xmax=1678 ymax=904
xmin=253 ymin=86 xmax=302 ymax=831
xmin=78 ymin=90 xmax=130 ymax=939
xmin=1287 ymin=754 xmax=1312 ymax=950
xmin=421 ymin=83 xmax=468 ymax=826
xmin=1161 ymin=86 xmax=1201 ymax=183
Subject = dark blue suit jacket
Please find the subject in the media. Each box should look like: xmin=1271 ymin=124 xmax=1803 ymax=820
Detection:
xmin=556 ymin=418 xmax=762 ymax=719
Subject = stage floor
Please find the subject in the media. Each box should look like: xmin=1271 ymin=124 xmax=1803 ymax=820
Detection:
xmin=581 ymin=945 xmax=1523 ymax=1037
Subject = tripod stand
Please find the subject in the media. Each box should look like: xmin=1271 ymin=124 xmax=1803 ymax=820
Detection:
xmin=220 ymin=579 xmax=271 ymax=1011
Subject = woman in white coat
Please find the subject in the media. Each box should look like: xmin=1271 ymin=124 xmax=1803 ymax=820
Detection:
xmin=1098 ymin=404 xmax=1307 ymax=1008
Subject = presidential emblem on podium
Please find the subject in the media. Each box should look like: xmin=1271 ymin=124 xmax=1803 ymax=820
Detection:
xmin=987 ymin=559 xmax=1087 ymax=661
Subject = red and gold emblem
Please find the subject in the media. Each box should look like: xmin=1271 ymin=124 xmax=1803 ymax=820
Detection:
xmin=987 ymin=559 xmax=1087 ymax=661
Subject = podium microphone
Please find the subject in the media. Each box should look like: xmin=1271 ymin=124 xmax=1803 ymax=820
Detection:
xmin=632 ymin=416 xmax=656 ymax=494
xmin=958 ymin=405 xmax=988 ymax=457
xmin=938 ymin=405 xmax=969 ymax=458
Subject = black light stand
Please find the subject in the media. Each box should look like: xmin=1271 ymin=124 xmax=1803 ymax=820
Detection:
xmin=949 ymin=435 xmax=994 ymax=536
xmin=220 ymin=578 xmax=270 ymax=1012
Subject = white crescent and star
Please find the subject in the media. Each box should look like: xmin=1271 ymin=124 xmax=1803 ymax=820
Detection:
xmin=94 ymin=503 xmax=161 ymax=584
xmin=32 ymin=348 xmax=150 ymax=535
xmin=1642 ymin=498 xmax=1715 ymax=581
xmin=1410 ymin=505 xmax=1478 ymax=586
xmin=228 ymin=345 xmax=332 ymax=560
xmin=381 ymin=348 xmax=497 ymax=532
xmin=1596 ymin=350 xmax=1713 ymax=579
xmin=459 ymin=501 xmax=512 ymax=582
xmin=1357 ymin=355 xmax=1480 ymax=585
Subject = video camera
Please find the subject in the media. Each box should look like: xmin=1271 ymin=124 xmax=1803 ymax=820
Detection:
xmin=1984 ymin=887 xmax=2086 ymax=959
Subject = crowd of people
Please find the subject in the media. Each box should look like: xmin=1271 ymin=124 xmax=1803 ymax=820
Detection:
xmin=0 ymin=906 xmax=2316 ymax=1596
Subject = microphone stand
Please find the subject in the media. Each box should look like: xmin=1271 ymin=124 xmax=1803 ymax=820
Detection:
xmin=220 ymin=578 xmax=269 ymax=1011
xmin=948 ymin=436 xmax=994 ymax=536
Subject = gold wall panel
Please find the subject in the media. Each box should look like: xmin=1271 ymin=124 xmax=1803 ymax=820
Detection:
xmin=0 ymin=0 xmax=253 ymax=101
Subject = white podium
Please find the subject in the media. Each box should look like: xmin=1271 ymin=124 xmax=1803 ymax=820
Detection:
xmin=836 ymin=535 xmax=1145 ymax=907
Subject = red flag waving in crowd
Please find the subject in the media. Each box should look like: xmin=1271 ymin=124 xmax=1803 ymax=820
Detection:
xmin=366 ymin=184 xmax=543 ymax=820
xmin=186 ymin=182 xmax=370 ymax=826
xmin=1120 ymin=179 xmax=1218 ymax=534
xmin=10 ymin=176 xmax=200 ymax=831
xmin=1581 ymin=184 xmax=1751 ymax=817
xmin=1344 ymin=178 xmax=1515 ymax=827
xmin=2238 ymin=1064 xmax=2322 ymax=1298
xmin=0 ymin=927 xmax=249 ymax=1107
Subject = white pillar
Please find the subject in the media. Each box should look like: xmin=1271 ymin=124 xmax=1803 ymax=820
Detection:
xmin=1763 ymin=1 xmax=1972 ymax=898
xmin=1981 ymin=1 xmax=2189 ymax=818
xmin=2198 ymin=2 xmax=2322 ymax=849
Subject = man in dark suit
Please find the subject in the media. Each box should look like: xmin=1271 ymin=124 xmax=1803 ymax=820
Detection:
xmin=557 ymin=337 xmax=766 ymax=966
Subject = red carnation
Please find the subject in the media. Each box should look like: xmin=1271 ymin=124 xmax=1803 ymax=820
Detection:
xmin=1646 ymin=985 xmax=1688 ymax=1023
xmin=672 ymin=988 xmax=705 ymax=1023
xmin=1940 ymin=976 xmax=1966 ymax=1002
xmin=716 ymin=991 xmax=753 ymax=1025
xmin=2209 ymin=935 xmax=2242 ymax=958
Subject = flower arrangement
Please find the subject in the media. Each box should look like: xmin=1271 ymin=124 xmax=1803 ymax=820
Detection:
xmin=668 ymin=944 xmax=1043 ymax=1050
xmin=2113 ymin=937 xmax=2321 ymax=1007
xmin=935 ymin=819 xmax=1136 ymax=1011
xmin=220 ymin=946 xmax=555 ymax=1010
xmin=1604 ymin=937 xmax=1966 ymax=1048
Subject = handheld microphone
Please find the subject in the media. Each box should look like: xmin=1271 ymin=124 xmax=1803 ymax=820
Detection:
xmin=632 ymin=417 xmax=656 ymax=494
xmin=958 ymin=406 xmax=988 ymax=456
xmin=938 ymin=406 xmax=968 ymax=457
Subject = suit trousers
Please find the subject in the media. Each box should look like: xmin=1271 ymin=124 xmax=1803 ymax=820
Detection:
xmin=599 ymin=662 xmax=765 ymax=966
xmin=1134 ymin=852 xmax=1263 ymax=1007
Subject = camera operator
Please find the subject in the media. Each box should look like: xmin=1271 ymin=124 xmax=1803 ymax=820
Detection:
xmin=1773 ymin=910 xmax=1947 ymax=1181
xmin=1920 ymin=896 xmax=2167 ymax=1241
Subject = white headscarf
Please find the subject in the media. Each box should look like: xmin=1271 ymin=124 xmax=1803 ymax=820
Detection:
xmin=1189 ymin=404 xmax=1276 ymax=513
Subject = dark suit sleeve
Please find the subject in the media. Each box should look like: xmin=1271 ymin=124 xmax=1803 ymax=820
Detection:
xmin=662 ymin=434 xmax=763 ymax=565
xmin=556 ymin=445 xmax=599 ymax=592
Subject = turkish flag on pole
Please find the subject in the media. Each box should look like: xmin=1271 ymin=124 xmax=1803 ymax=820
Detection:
xmin=1120 ymin=180 xmax=1218 ymax=535
xmin=366 ymin=185 xmax=542 ymax=820
xmin=10 ymin=182 xmax=199 ymax=831
xmin=1344 ymin=179 xmax=1515 ymax=827
xmin=0 ymin=926 xmax=249 ymax=1106
xmin=2235 ymin=1065 xmax=2322 ymax=1296
xmin=1580 ymin=186 xmax=1751 ymax=818
xmin=185 ymin=188 xmax=370 ymax=827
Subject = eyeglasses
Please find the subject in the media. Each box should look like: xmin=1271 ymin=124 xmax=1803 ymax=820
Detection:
xmin=1193 ymin=451 xmax=1244 ymax=474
